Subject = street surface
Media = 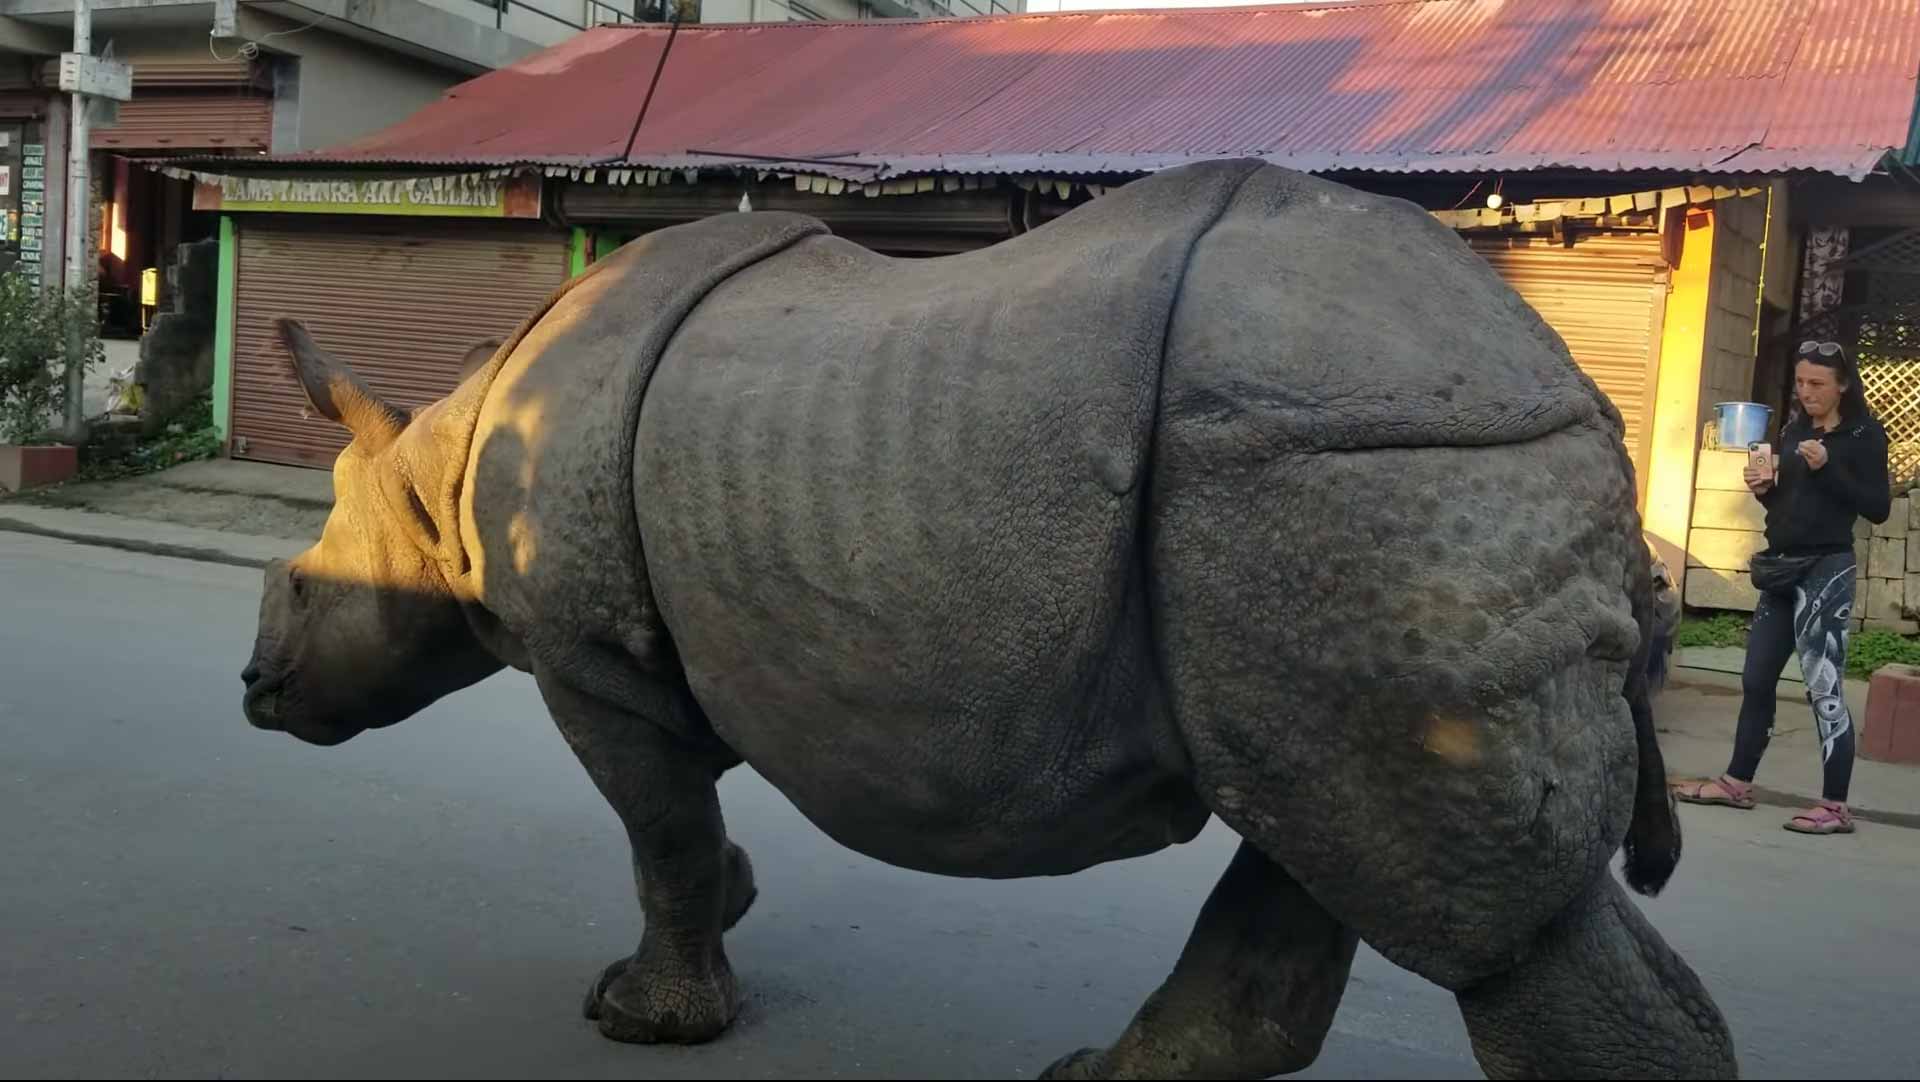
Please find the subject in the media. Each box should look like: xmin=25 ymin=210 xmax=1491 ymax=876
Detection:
xmin=3 ymin=532 xmax=1916 ymax=1079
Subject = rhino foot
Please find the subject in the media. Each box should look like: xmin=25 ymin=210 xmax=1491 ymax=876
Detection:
xmin=1038 ymin=1048 xmax=1109 ymax=1080
xmin=578 ymin=841 xmax=755 ymax=1044
xmin=582 ymin=953 xmax=739 ymax=1044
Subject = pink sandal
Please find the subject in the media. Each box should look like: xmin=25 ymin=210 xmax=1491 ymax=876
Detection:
xmin=1673 ymin=775 xmax=1756 ymax=809
xmin=1785 ymin=800 xmax=1855 ymax=835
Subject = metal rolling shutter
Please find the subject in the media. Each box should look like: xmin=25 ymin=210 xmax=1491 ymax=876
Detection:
xmin=1470 ymin=232 xmax=1666 ymax=489
xmin=230 ymin=220 xmax=568 ymax=468
xmin=0 ymin=92 xmax=43 ymax=119
xmin=92 ymin=94 xmax=274 ymax=152
xmin=52 ymin=57 xmax=279 ymax=152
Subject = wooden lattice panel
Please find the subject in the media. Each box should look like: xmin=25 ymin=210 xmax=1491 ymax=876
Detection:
xmin=1856 ymin=305 xmax=1920 ymax=352
xmin=1859 ymin=351 xmax=1920 ymax=489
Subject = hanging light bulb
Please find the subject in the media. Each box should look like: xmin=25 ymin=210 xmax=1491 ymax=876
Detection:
xmin=1486 ymin=191 xmax=1505 ymax=210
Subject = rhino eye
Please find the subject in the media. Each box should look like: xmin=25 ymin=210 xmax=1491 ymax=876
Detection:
xmin=289 ymin=567 xmax=307 ymax=601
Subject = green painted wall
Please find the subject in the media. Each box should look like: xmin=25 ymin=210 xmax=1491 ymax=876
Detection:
xmin=212 ymin=216 xmax=237 ymax=443
xmin=570 ymin=228 xmax=589 ymax=277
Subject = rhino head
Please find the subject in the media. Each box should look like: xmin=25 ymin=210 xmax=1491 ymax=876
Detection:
xmin=241 ymin=319 xmax=505 ymax=746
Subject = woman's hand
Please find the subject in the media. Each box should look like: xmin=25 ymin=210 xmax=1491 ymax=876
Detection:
xmin=1798 ymin=440 xmax=1829 ymax=471
xmin=1744 ymin=462 xmax=1774 ymax=495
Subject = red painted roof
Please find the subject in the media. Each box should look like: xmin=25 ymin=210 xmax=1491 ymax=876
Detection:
xmin=284 ymin=0 xmax=1920 ymax=181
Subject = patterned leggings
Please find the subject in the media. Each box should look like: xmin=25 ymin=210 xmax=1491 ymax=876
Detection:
xmin=1731 ymin=552 xmax=1857 ymax=802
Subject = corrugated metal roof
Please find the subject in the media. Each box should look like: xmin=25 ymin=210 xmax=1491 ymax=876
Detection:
xmin=209 ymin=0 xmax=1920 ymax=181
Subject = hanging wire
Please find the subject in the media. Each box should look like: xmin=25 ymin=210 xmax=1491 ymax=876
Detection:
xmin=208 ymin=11 xmax=327 ymax=62
xmin=614 ymin=0 xmax=687 ymax=164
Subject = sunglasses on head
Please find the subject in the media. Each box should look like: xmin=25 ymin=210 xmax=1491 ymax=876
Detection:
xmin=1798 ymin=340 xmax=1843 ymax=358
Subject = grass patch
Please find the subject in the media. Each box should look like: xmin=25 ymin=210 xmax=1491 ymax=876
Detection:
xmin=1674 ymin=612 xmax=1749 ymax=649
xmin=1677 ymin=610 xmax=1920 ymax=678
xmin=1847 ymin=631 xmax=1920 ymax=680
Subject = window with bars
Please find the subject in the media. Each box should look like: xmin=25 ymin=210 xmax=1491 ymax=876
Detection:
xmin=1794 ymin=228 xmax=1920 ymax=491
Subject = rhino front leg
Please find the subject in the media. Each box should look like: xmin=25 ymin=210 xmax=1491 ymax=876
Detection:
xmin=1041 ymin=840 xmax=1359 ymax=1080
xmin=1456 ymin=873 xmax=1738 ymax=1079
xmin=536 ymin=670 xmax=751 ymax=1045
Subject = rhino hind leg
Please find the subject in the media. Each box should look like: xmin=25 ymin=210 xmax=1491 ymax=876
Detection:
xmin=1456 ymin=873 xmax=1738 ymax=1079
xmin=1039 ymin=840 xmax=1358 ymax=1081
xmin=536 ymin=670 xmax=748 ymax=1045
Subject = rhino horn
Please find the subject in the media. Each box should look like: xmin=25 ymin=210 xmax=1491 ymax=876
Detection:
xmin=275 ymin=318 xmax=407 ymax=447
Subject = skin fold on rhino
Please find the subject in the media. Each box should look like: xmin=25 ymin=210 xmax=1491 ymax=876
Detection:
xmin=239 ymin=159 xmax=1739 ymax=1080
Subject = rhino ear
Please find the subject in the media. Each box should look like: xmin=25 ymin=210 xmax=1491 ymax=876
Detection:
xmin=276 ymin=318 xmax=406 ymax=446
xmin=455 ymin=337 xmax=504 ymax=382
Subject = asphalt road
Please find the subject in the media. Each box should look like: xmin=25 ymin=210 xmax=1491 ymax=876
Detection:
xmin=3 ymin=532 xmax=1916 ymax=1079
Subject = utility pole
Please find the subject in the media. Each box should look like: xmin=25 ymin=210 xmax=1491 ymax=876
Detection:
xmin=61 ymin=0 xmax=90 ymax=440
xmin=54 ymin=0 xmax=127 ymax=441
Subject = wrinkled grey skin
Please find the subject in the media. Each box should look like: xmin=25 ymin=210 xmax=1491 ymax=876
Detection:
xmin=240 ymin=160 xmax=1738 ymax=1079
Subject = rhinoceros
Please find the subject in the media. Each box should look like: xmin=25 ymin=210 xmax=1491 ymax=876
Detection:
xmin=240 ymin=159 xmax=1737 ymax=1079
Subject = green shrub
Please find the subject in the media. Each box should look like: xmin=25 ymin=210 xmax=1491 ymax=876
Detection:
xmin=77 ymin=393 xmax=221 ymax=481
xmin=1674 ymin=612 xmax=1749 ymax=649
xmin=1846 ymin=630 xmax=1920 ymax=680
xmin=0 ymin=272 xmax=101 ymax=444
xmin=1677 ymin=609 xmax=1920 ymax=678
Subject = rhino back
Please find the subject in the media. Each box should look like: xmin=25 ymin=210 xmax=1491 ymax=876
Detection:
xmin=1159 ymin=166 xmax=1612 ymax=454
xmin=632 ymin=160 xmax=1263 ymax=875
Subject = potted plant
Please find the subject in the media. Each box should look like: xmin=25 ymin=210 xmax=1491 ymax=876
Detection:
xmin=0 ymin=271 xmax=99 ymax=493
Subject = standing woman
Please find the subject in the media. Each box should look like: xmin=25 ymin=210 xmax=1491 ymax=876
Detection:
xmin=1676 ymin=340 xmax=1892 ymax=834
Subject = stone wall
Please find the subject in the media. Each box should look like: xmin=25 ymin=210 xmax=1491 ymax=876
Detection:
xmin=1699 ymin=193 xmax=1768 ymax=419
xmin=1684 ymin=447 xmax=1914 ymax=632
xmin=135 ymin=238 xmax=219 ymax=436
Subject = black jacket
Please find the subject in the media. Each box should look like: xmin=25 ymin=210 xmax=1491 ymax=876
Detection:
xmin=1759 ymin=413 xmax=1893 ymax=556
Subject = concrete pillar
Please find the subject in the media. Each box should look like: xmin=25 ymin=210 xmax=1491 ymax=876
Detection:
xmin=1644 ymin=207 xmax=1716 ymax=586
xmin=40 ymin=93 xmax=66 ymax=298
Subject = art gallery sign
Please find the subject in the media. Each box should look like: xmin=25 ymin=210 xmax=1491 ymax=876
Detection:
xmin=189 ymin=172 xmax=543 ymax=219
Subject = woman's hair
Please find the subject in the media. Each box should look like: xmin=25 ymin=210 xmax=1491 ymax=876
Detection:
xmin=1791 ymin=339 xmax=1876 ymax=427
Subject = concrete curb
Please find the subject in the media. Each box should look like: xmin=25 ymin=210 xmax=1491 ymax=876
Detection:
xmin=1667 ymin=666 xmax=1879 ymax=719
xmin=1670 ymin=666 xmax=1798 ymax=703
xmin=1661 ymin=671 xmax=1918 ymax=829
xmin=1665 ymin=773 xmax=1920 ymax=831
xmin=0 ymin=515 xmax=276 ymax=570
xmin=134 ymin=481 xmax=332 ymax=513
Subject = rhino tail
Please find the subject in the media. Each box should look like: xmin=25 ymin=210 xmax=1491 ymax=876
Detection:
xmin=1621 ymin=597 xmax=1681 ymax=898
xmin=1645 ymin=628 xmax=1672 ymax=691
